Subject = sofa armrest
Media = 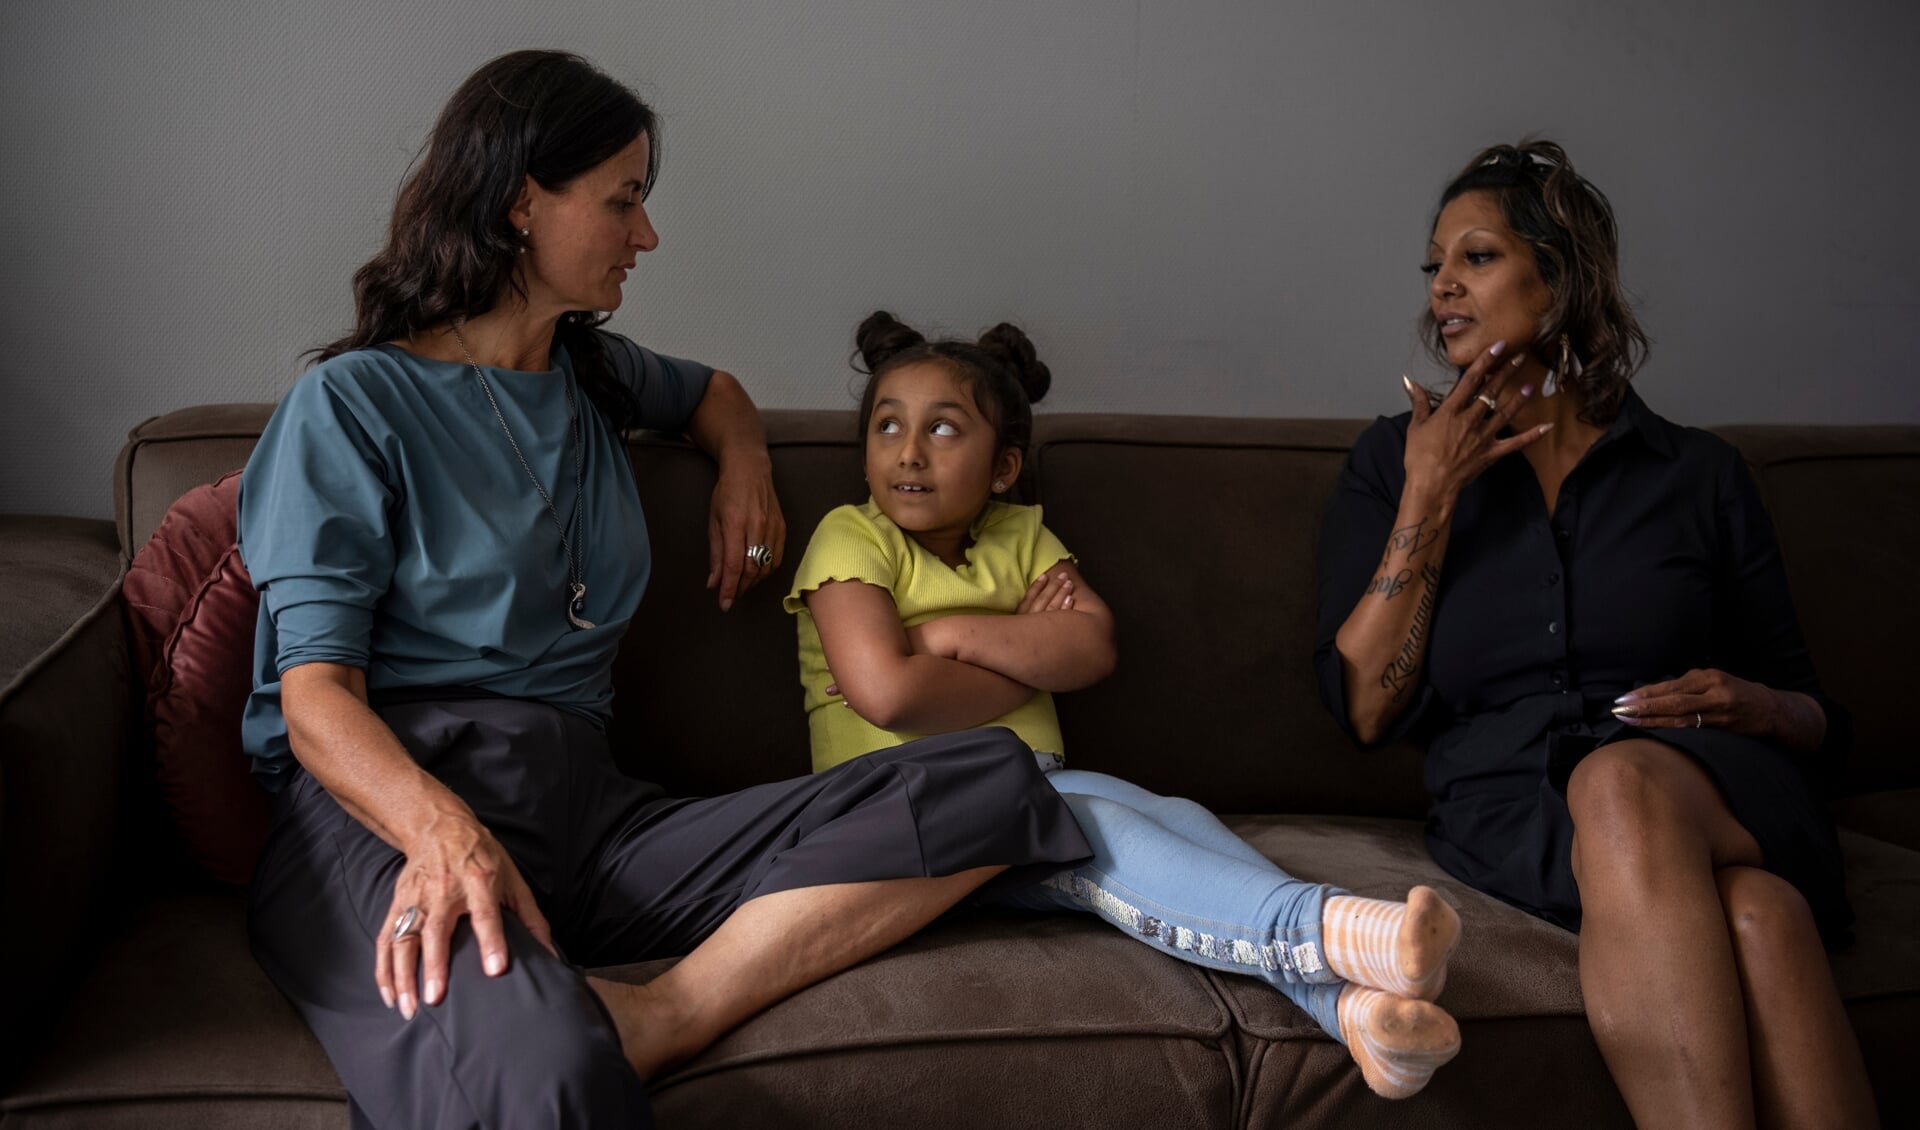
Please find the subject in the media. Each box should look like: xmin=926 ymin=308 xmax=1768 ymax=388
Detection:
xmin=0 ymin=516 xmax=130 ymax=1075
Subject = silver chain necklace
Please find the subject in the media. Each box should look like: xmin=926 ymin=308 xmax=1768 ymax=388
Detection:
xmin=450 ymin=320 xmax=594 ymax=630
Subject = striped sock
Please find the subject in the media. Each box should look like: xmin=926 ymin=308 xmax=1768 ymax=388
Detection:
xmin=1337 ymin=984 xmax=1461 ymax=1100
xmin=1320 ymin=886 xmax=1459 ymax=1001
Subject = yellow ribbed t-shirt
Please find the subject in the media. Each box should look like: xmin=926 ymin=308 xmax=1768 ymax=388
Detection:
xmin=784 ymin=499 xmax=1075 ymax=772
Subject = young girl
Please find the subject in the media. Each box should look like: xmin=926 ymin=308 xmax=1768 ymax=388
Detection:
xmin=783 ymin=311 xmax=1466 ymax=1099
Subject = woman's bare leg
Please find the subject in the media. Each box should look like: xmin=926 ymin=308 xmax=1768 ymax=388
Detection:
xmin=590 ymin=866 xmax=1004 ymax=1079
xmin=1714 ymin=867 xmax=1877 ymax=1130
xmin=1567 ymin=740 xmax=1764 ymax=1130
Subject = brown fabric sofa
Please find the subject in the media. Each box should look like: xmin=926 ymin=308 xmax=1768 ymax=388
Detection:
xmin=3 ymin=405 xmax=1917 ymax=1128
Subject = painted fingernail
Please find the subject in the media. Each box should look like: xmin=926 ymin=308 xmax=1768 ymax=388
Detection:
xmin=485 ymin=953 xmax=504 ymax=976
xmin=1610 ymin=704 xmax=1637 ymax=716
xmin=1063 ymin=595 xmax=1074 ymax=609
xmin=1489 ymin=340 xmax=1507 ymax=357
xmin=381 ymin=986 xmax=395 ymax=1009
xmin=1539 ymin=423 xmax=1555 ymax=433
xmin=399 ymin=993 xmax=415 ymax=1020
xmin=425 ymin=978 xmax=443 ymax=1004
xmin=1614 ymin=693 xmax=1637 ymax=704
xmin=1510 ymin=353 xmax=1527 ymax=368
xmin=1402 ymin=374 xmax=1415 ymax=393
xmin=1520 ymin=384 xmax=1534 ymax=397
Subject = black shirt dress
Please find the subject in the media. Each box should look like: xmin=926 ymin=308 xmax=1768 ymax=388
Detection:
xmin=1313 ymin=389 xmax=1851 ymax=943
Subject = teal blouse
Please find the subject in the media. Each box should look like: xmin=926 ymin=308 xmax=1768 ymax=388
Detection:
xmin=237 ymin=332 xmax=711 ymax=791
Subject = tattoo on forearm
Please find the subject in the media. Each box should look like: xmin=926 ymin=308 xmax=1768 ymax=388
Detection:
xmin=1366 ymin=569 xmax=1413 ymax=601
xmin=1380 ymin=519 xmax=1440 ymax=567
xmin=1380 ymin=563 xmax=1442 ymax=702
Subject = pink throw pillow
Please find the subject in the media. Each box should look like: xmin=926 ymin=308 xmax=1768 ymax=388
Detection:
xmin=125 ymin=472 xmax=271 ymax=886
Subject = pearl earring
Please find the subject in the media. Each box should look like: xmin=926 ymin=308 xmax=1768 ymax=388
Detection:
xmin=993 ymin=481 xmax=1006 ymax=492
xmin=518 ymin=227 xmax=530 ymax=254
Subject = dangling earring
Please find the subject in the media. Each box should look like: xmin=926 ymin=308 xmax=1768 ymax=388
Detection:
xmin=1542 ymin=334 xmax=1571 ymax=399
xmin=518 ymin=227 xmax=530 ymax=255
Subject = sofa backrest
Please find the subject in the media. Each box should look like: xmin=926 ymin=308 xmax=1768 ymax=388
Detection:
xmin=115 ymin=406 xmax=1919 ymax=814
xmin=1716 ymin=426 xmax=1920 ymax=795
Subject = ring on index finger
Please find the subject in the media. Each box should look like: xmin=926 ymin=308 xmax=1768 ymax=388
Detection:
xmin=392 ymin=905 xmax=422 ymax=942
xmin=1476 ymin=393 xmax=1499 ymax=412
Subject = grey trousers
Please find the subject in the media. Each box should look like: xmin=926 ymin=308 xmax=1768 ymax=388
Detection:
xmin=248 ymin=695 xmax=1089 ymax=1130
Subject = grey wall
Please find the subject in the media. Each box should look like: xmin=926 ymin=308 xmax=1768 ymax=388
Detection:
xmin=4 ymin=0 xmax=1916 ymax=519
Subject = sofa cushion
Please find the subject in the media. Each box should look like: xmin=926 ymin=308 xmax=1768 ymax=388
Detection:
xmin=1714 ymin=425 xmax=1920 ymax=796
xmin=0 ymin=895 xmax=343 ymax=1130
xmin=1029 ymin=415 xmax=1431 ymax=819
xmin=5 ymin=898 xmax=1241 ymax=1130
xmin=1211 ymin=817 xmax=1920 ymax=1128
xmin=620 ymin=910 xmax=1241 ymax=1127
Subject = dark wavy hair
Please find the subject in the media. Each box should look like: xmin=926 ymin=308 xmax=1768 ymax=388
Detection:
xmin=1420 ymin=139 xmax=1648 ymax=426
xmin=851 ymin=311 xmax=1052 ymax=460
xmin=316 ymin=50 xmax=660 ymax=429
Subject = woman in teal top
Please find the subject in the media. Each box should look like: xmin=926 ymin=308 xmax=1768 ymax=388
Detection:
xmin=239 ymin=333 xmax=708 ymax=790
xmin=239 ymin=51 xmax=1088 ymax=1130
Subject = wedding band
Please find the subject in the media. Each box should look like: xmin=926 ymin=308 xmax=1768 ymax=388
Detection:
xmin=1695 ymin=712 xmax=1703 ymax=729
xmin=392 ymin=905 xmax=421 ymax=942
xmin=1476 ymin=393 xmax=1499 ymax=412
xmin=746 ymin=544 xmax=773 ymax=568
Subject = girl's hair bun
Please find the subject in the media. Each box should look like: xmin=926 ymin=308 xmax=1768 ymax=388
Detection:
xmin=976 ymin=322 xmax=1051 ymax=405
xmin=855 ymin=310 xmax=927 ymax=374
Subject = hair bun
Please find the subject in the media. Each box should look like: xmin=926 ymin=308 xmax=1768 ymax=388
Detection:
xmin=975 ymin=323 xmax=1051 ymax=405
xmin=855 ymin=310 xmax=926 ymax=373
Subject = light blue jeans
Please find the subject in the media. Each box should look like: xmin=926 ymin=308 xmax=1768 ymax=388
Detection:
xmin=985 ymin=765 xmax=1348 ymax=1039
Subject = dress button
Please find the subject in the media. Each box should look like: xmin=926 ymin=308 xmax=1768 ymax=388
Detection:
xmin=1551 ymin=673 xmax=1565 ymax=688
xmin=1547 ymin=572 xmax=1561 ymax=586
xmin=1547 ymin=620 xmax=1560 ymax=634
xmin=1554 ymin=528 xmax=1569 ymax=541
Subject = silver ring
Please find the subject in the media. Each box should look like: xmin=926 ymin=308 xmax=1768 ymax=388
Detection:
xmin=746 ymin=544 xmax=773 ymax=568
xmin=391 ymin=905 xmax=421 ymax=942
xmin=1695 ymin=712 xmax=1703 ymax=729
xmin=1476 ymin=393 xmax=1499 ymax=412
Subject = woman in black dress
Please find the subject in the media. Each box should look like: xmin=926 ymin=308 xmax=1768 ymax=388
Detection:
xmin=1314 ymin=140 xmax=1875 ymax=1128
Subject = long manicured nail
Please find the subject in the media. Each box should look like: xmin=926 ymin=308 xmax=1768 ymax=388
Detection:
xmin=1509 ymin=353 xmax=1527 ymax=368
xmin=1614 ymin=692 xmax=1638 ymax=704
xmin=1520 ymin=384 xmax=1534 ymax=397
xmin=1610 ymin=704 xmax=1637 ymax=716
xmin=1402 ymin=374 xmax=1415 ymax=393
xmin=399 ymin=993 xmax=416 ymax=1021
xmin=1489 ymin=340 xmax=1507 ymax=357
xmin=485 ymin=953 xmax=504 ymax=976
xmin=1539 ymin=423 xmax=1555 ymax=434
xmin=425 ymin=978 xmax=443 ymax=1005
xmin=380 ymin=986 xmax=394 ymax=1009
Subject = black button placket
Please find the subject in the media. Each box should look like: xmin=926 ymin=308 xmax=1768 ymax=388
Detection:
xmin=1547 ymin=492 xmax=1576 ymax=694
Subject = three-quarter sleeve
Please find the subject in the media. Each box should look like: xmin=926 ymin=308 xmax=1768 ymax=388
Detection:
xmin=1313 ymin=417 xmax=1437 ymax=747
xmin=237 ymin=369 xmax=397 ymax=675
xmin=601 ymin=332 xmax=714 ymax=433
xmin=1711 ymin=443 xmax=1852 ymax=773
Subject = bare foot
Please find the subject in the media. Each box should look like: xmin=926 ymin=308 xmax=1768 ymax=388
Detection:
xmin=588 ymin=976 xmax=701 ymax=1081
xmin=1338 ymin=985 xmax=1461 ymax=1100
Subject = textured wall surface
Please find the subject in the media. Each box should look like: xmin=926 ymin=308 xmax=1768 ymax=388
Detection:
xmin=3 ymin=0 xmax=1917 ymax=517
